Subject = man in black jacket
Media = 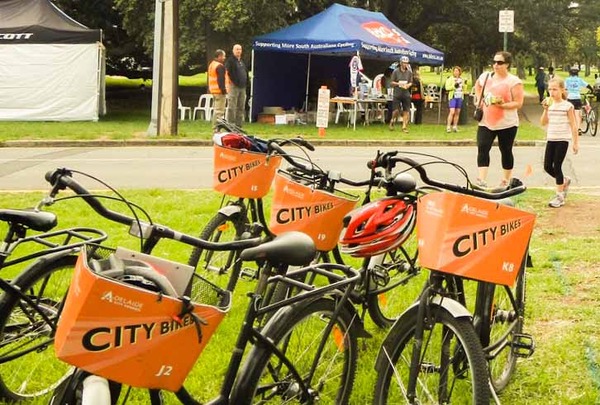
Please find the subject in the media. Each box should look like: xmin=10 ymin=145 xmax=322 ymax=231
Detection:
xmin=225 ymin=44 xmax=248 ymax=126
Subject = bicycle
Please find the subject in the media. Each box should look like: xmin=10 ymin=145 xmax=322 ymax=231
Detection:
xmin=580 ymin=93 xmax=598 ymax=136
xmin=187 ymin=119 xmax=314 ymax=283
xmin=369 ymin=151 xmax=536 ymax=403
xmin=40 ymin=168 xmax=362 ymax=405
xmin=0 ymin=201 xmax=107 ymax=401
xmin=194 ymin=129 xmax=428 ymax=329
xmin=269 ymin=145 xmax=427 ymax=328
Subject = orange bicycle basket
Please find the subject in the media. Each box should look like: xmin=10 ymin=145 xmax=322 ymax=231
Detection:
xmin=269 ymin=171 xmax=359 ymax=251
xmin=54 ymin=246 xmax=231 ymax=392
xmin=417 ymin=192 xmax=536 ymax=287
xmin=213 ymin=144 xmax=282 ymax=198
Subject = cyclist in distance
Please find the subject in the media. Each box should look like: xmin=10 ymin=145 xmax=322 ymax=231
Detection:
xmin=564 ymin=65 xmax=594 ymax=134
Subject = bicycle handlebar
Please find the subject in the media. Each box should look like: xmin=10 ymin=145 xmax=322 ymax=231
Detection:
xmin=45 ymin=168 xmax=133 ymax=226
xmin=367 ymin=151 xmax=526 ymax=199
xmin=44 ymin=168 xmax=263 ymax=251
xmin=267 ymin=142 xmax=375 ymax=188
xmin=267 ymin=142 xmax=321 ymax=174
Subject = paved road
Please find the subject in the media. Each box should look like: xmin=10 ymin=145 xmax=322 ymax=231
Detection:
xmin=1 ymin=141 xmax=598 ymax=193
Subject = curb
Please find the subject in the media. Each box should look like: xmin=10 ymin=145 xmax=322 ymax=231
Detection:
xmin=0 ymin=139 xmax=542 ymax=148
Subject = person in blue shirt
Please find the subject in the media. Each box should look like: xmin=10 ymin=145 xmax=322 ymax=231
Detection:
xmin=564 ymin=66 xmax=593 ymax=134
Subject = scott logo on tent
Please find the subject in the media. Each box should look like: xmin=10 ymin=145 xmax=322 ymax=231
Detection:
xmin=361 ymin=22 xmax=408 ymax=45
xmin=0 ymin=33 xmax=33 ymax=40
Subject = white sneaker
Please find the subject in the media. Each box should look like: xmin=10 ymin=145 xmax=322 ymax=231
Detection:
xmin=453 ymin=126 xmax=459 ymax=132
xmin=474 ymin=178 xmax=487 ymax=188
xmin=548 ymin=193 xmax=565 ymax=208
xmin=446 ymin=127 xmax=451 ymax=133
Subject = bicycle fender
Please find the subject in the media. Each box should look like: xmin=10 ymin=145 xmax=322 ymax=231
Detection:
xmin=8 ymin=248 xmax=79 ymax=286
xmin=261 ymin=296 xmax=371 ymax=340
xmin=375 ymin=299 xmax=472 ymax=372
xmin=218 ymin=204 xmax=244 ymax=218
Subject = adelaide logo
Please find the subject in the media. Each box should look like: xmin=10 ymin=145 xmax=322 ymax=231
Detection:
xmin=361 ymin=22 xmax=409 ymax=45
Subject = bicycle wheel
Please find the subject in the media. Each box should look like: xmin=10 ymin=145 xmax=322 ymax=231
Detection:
xmin=581 ymin=109 xmax=590 ymax=134
xmin=50 ymin=369 xmax=121 ymax=405
xmin=374 ymin=305 xmax=490 ymax=404
xmin=366 ymin=245 xmax=425 ymax=328
xmin=188 ymin=212 xmax=247 ymax=283
xmin=0 ymin=255 xmax=76 ymax=401
xmin=485 ymin=267 xmax=526 ymax=393
xmin=231 ymin=297 xmax=359 ymax=404
xmin=589 ymin=107 xmax=597 ymax=136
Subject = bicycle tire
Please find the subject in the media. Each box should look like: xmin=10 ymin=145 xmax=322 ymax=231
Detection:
xmin=590 ymin=107 xmax=597 ymax=136
xmin=49 ymin=369 xmax=121 ymax=405
xmin=0 ymin=255 xmax=77 ymax=401
xmin=187 ymin=212 xmax=247 ymax=285
xmin=581 ymin=109 xmax=590 ymax=134
xmin=485 ymin=267 xmax=526 ymax=393
xmin=231 ymin=297 xmax=359 ymax=404
xmin=366 ymin=245 xmax=424 ymax=329
xmin=373 ymin=305 xmax=490 ymax=404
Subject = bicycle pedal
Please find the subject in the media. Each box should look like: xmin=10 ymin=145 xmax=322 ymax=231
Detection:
xmin=240 ymin=267 xmax=257 ymax=280
xmin=512 ymin=333 xmax=535 ymax=358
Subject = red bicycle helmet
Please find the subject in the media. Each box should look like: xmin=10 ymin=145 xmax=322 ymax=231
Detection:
xmin=213 ymin=132 xmax=254 ymax=150
xmin=339 ymin=197 xmax=416 ymax=257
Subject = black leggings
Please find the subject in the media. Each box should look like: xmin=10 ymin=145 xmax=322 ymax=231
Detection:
xmin=477 ymin=126 xmax=518 ymax=169
xmin=543 ymin=141 xmax=569 ymax=185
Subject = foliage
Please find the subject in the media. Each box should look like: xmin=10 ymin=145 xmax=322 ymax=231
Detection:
xmin=52 ymin=0 xmax=600 ymax=78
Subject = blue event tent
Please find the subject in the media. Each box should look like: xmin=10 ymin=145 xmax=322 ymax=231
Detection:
xmin=250 ymin=3 xmax=444 ymax=121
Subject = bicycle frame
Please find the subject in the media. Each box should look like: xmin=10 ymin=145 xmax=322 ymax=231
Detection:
xmin=194 ymin=261 xmax=358 ymax=405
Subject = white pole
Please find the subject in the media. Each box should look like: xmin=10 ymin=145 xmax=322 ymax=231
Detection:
xmin=304 ymin=53 xmax=311 ymax=118
xmin=437 ymin=63 xmax=444 ymax=124
xmin=250 ymin=48 xmax=255 ymax=122
xmin=147 ymin=0 xmax=164 ymax=137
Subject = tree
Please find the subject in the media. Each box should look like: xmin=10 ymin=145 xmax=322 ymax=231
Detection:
xmin=56 ymin=0 xmax=599 ymax=79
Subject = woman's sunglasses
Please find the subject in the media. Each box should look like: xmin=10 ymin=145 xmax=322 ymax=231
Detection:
xmin=493 ymin=60 xmax=507 ymax=65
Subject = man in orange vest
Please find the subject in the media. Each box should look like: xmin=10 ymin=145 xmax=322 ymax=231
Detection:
xmin=208 ymin=49 xmax=227 ymax=131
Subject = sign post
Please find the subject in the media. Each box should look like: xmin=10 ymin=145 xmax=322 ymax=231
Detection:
xmin=498 ymin=10 xmax=514 ymax=51
xmin=316 ymin=86 xmax=330 ymax=137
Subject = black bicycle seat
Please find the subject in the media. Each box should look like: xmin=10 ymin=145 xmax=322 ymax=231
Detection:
xmin=240 ymin=232 xmax=316 ymax=266
xmin=0 ymin=208 xmax=57 ymax=232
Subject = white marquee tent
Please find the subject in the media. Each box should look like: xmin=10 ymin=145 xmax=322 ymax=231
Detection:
xmin=0 ymin=0 xmax=105 ymax=121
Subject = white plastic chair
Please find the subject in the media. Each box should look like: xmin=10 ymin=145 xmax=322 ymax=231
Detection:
xmin=193 ymin=94 xmax=214 ymax=121
xmin=334 ymin=102 xmax=356 ymax=125
xmin=424 ymin=84 xmax=440 ymax=108
xmin=178 ymin=98 xmax=191 ymax=120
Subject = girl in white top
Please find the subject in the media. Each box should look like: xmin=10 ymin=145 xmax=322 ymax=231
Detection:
xmin=540 ymin=77 xmax=579 ymax=208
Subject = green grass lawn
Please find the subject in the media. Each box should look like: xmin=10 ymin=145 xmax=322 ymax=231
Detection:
xmin=1 ymin=187 xmax=599 ymax=404
xmin=0 ymin=69 xmax=557 ymax=143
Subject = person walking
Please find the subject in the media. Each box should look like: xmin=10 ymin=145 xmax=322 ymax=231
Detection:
xmin=410 ymin=70 xmax=424 ymax=125
xmin=545 ymin=66 xmax=555 ymax=97
xmin=473 ymin=51 xmax=524 ymax=187
xmin=535 ymin=67 xmax=547 ymax=103
xmin=564 ymin=65 xmax=593 ymax=134
xmin=540 ymin=77 xmax=578 ymax=208
xmin=389 ymin=56 xmax=413 ymax=132
xmin=225 ymin=44 xmax=248 ymax=127
xmin=444 ymin=66 xmax=467 ymax=132
xmin=208 ymin=49 xmax=227 ymax=132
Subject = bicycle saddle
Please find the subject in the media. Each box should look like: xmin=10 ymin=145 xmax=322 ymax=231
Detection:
xmin=240 ymin=231 xmax=316 ymax=266
xmin=0 ymin=208 xmax=57 ymax=232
